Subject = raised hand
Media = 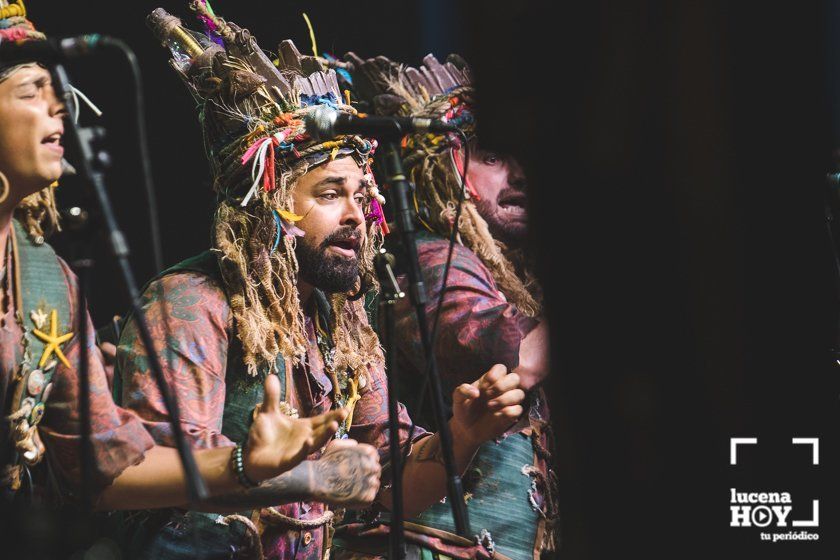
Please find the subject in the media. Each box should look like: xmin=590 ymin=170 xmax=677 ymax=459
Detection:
xmin=244 ymin=374 xmax=348 ymax=483
xmin=450 ymin=364 xmax=525 ymax=447
xmin=310 ymin=438 xmax=381 ymax=508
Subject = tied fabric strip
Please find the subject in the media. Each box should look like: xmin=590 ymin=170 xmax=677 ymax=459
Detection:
xmin=0 ymin=26 xmax=31 ymax=42
xmin=240 ymin=137 xmax=273 ymax=206
xmin=367 ymin=198 xmax=388 ymax=234
xmin=263 ymin=138 xmax=276 ymax=194
xmin=271 ymin=209 xmax=305 ymax=252
xmin=240 ymin=131 xmax=293 ymax=207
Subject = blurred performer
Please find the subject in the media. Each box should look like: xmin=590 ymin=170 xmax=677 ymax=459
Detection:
xmin=115 ymin=4 xmax=526 ymax=558
xmin=0 ymin=0 xmax=153 ymax=508
xmin=334 ymin=54 xmax=558 ymax=560
xmin=0 ymin=0 xmax=353 ymax=522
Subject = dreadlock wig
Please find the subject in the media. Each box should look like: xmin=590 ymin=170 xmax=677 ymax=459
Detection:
xmin=148 ymin=3 xmax=386 ymax=376
xmin=346 ymin=53 xmax=542 ymax=317
xmin=1 ymin=0 xmax=61 ymax=242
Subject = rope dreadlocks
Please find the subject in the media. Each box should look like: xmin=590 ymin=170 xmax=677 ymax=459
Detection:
xmin=149 ymin=4 xmax=386 ymax=376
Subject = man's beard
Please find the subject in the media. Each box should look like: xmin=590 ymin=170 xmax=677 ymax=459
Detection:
xmin=295 ymin=226 xmax=361 ymax=293
xmin=474 ymin=195 xmax=528 ymax=248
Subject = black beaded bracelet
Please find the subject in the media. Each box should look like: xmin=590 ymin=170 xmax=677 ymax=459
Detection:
xmin=231 ymin=442 xmax=260 ymax=489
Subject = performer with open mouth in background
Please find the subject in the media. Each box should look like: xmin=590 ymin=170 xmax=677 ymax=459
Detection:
xmin=332 ymin=52 xmax=557 ymax=560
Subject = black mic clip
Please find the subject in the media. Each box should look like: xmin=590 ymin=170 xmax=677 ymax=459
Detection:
xmin=375 ymin=248 xmax=405 ymax=303
xmin=0 ymin=34 xmax=111 ymax=66
xmin=305 ymin=106 xmax=459 ymax=142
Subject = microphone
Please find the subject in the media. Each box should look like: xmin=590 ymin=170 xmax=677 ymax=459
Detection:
xmin=0 ymin=35 xmax=114 ymax=66
xmin=306 ymin=105 xmax=458 ymax=141
xmin=375 ymin=248 xmax=405 ymax=299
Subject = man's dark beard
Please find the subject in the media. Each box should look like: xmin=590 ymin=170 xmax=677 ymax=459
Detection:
xmin=295 ymin=227 xmax=360 ymax=293
xmin=474 ymin=195 xmax=528 ymax=248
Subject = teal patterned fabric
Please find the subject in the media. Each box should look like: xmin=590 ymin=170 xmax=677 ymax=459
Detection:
xmin=410 ymin=433 xmax=541 ymax=560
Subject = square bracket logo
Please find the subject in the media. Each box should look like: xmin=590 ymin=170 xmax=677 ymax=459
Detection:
xmin=729 ymin=437 xmax=820 ymax=543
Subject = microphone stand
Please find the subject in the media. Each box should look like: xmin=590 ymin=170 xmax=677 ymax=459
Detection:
xmin=50 ymin=62 xmax=209 ymax=506
xmin=66 ymin=211 xmax=95 ymax=511
xmin=375 ymin=249 xmax=407 ymax=559
xmin=377 ymin=139 xmax=472 ymax=538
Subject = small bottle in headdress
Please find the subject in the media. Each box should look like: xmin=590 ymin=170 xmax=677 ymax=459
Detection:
xmin=146 ymin=8 xmax=213 ymax=73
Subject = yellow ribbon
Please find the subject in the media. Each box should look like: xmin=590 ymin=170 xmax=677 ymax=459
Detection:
xmin=276 ymin=209 xmax=304 ymax=222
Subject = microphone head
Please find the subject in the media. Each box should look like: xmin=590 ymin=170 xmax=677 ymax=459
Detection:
xmin=380 ymin=250 xmax=397 ymax=268
xmin=305 ymin=105 xmax=340 ymax=142
xmin=57 ymin=35 xmax=106 ymax=58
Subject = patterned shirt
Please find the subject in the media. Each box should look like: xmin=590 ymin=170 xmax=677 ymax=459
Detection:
xmin=336 ymin=230 xmax=554 ymax=560
xmin=395 ymin=232 xmax=541 ymax=396
xmin=117 ymin=267 xmax=425 ymax=560
xmin=1 ymin=241 xmax=154 ymax=500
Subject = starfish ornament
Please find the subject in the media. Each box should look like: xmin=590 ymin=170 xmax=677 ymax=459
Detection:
xmin=32 ymin=309 xmax=73 ymax=368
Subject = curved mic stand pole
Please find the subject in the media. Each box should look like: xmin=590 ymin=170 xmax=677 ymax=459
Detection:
xmin=50 ymin=62 xmax=209 ymax=506
xmin=375 ymin=249 xmax=407 ymax=559
xmin=377 ymin=139 xmax=471 ymax=538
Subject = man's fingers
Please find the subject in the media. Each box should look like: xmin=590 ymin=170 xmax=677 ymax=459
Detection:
xmin=326 ymin=437 xmax=359 ymax=451
xmin=361 ymin=443 xmax=380 ymax=462
xmin=306 ymin=410 xmax=346 ymax=442
xmin=366 ymin=475 xmax=381 ymax=500
xmin=483 ymin=371 xmax=521 ymax=399
xmin=356 ymin=442 xmax=379 ymax=458
xmin=453 ymin=383 xmax=479 ymax=407
xmin=488 ymin=388 xmax=525 ymax=409
xmin=262 ymin=374 xmax=282 ymax=413
xmin=473 ymin=364 xmax=508 ymax=390
xmin=309 ymin=420 xmax=340 ymax=450
xmin=494 ymin=404 xmax=524 ymax=419
xmin=100 ymin=342 xmax=117 ymax=363
xmin=353 ymin=443 xmax=380 ymax=467
xmin=310 ymin=408 xmax=348 ymax=429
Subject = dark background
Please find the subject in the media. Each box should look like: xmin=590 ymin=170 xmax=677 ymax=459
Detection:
xmin=23 ymin=1 xmax=840 ymax=559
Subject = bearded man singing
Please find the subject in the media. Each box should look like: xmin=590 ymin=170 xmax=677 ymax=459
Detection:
xmin=112 ymin=6 xmax=527 ymax=559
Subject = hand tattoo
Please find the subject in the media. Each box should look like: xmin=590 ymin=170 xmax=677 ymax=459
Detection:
xmin=313 ymin=447 xmax=375 ymax=503
xmin=204 ymin=445 xmax=380 ymax=510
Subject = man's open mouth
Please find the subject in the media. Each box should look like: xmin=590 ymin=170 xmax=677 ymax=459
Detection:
xmin=498 ymin=191 xmax=526 ymax=209
xmin=328 ymin=236 xmax=360 ymax=256
xmin=498 ymin=191 xmax=527 ymax=217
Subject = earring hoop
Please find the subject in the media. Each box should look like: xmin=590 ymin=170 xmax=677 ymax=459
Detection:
xmin=0 ymin=171 xmax=9 ymax=205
